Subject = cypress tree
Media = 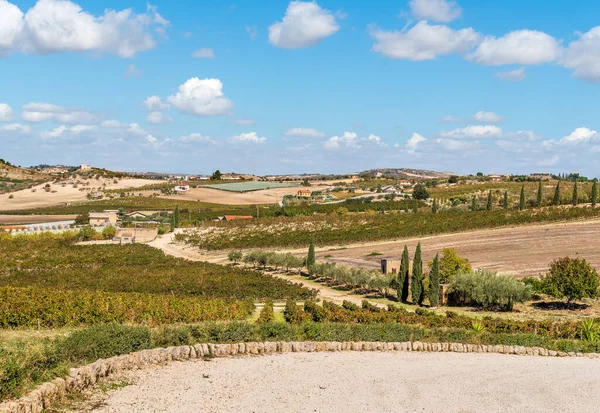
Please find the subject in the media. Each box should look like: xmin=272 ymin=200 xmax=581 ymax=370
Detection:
xmin=486 ymin=190 xmax=493 ymax=211
xmin=537 ymin=181 xmax=543 ymax=207
xmin=172 ymin=205 xmax=180 ymax=230
xmin=572 ymin=181 xmax=579 ymax=206
xmin=413 ymin=201 xmax=418 ymax=214
xmin=503 ymin=190 xmax=508 ymax=210
xmin=307 ymin=240 xmax=316 ymax=268
xmin=592 ymin=179 xmax=598 ymax=208
xmin=411 ymin=243 xmax=424 ymax=305
xmin=428 ymin=253 xmax=440 ymax=307
xmin=432 ymin=199 xmax=438 ymax=214
xmin=519 ymin=185 xmax=525 ymax=210
xmin=398 ymin=246 xmax=410 ymax=302
xmin=471 ymin=196 xmax=477 ymax=211
xmin=553 ymin=182 xmax=561 ymax=206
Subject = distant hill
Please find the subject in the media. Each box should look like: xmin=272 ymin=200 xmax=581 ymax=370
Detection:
xmin=363 ymin=168 xmax=452 ymax=180
xmin=0 ymin=159 xmax=49 ymax=181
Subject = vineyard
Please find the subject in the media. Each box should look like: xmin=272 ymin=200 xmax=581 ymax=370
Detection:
xmin=0 ymin=234 xmax=314 ymax=327
xmin=180 ymin=206 xmax=600 ymax=250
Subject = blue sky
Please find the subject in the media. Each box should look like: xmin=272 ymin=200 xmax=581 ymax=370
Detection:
xmin=1 ymin=0 xmax=600 ymax=176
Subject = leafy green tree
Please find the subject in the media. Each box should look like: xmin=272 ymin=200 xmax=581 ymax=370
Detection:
xmin=537 ymin=181 xmax=543 ymax=207
xmin=448 ymin=175 xmax=459 ymax=184
xmin=553 ymin=182 xmax=561 ymax=206
xmin=398 ymin=246 xmax=410 ymax=302
xmin=429 ymin=248 xmax=472 ymax=284
xmin=307 ymin=240 xmax=316 ymax=269
xmin=486 ymin=190 xmax=492 ymax=211
xmin=78 ymin=226 xmax=96 ymax=241
xmin=428 ymin=253 xmax=440 ymax=307
xmin=74 ymin=212 xmax=90 ymax=226
xmin=412 ymin=184 xmax=429 ymax=200
xmin=542 ymin=257 xmax=600 ymax=304
xmin=519 ymin=185 xmax=525 ymax=210
xmin=227 ymin=250 xmax=243 ymax=264
xmin=503 ymin=191 xmax=508 ymax=210
xmin=211 ymin=169 xmax=222 ymax=180
xmin=411 ymin=243 xmax=424 ymax=305
xmin=101 ymin=225 xmax=116 ymax=240
xmin=572 ymin=181 xmax=579 ymax=206
xmin=592 ymin=179 xmax=598 ymax=208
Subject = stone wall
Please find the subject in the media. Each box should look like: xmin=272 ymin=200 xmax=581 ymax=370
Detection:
xmin=1 ymin=340 xmax=598 ymax=413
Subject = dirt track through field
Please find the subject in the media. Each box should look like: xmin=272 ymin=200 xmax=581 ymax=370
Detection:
xmin=91 ymin=352 xmax=600 ymax=413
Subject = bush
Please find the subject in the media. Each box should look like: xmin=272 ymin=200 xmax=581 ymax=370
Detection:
xmin=257 ymin=300 xmax=275 ymax=324
xmin=101 ymin=225 xmax=116 ymax=240
xmin=58 ymin=324 xmax=151 ymax=362
xmin=227 ymin=250 xmax=243 ymax=264
xmin=77 ymin=225 xmax=96 ymax=241
xmin=432 ymin=248 xmax=472 ymax=284
xmin=541 ymin=257 xmax=600 ymax=304
xmin=449 ymin=269 xmax=532 ymax=311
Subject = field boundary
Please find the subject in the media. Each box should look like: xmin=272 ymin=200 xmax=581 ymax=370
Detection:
xmin=2 ymin=339 xmax=598 ymax=413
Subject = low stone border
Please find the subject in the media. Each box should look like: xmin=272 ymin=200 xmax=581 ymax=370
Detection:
xmin=2 ymin=341 xmax=599 ymax=413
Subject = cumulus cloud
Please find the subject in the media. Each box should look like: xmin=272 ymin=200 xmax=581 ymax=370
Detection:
xmin=230 ymin=132 xmax=266 ymax=144
xmin=143 ymin=96 xmax=169 ymax=111
xmin=370 ymin=21 xmax=480 ymax=60
xmin=1 ymin=123 xmax=31 ymax=133
xmin=435 ymin=138 xmax=476 ymax=151
xmin=404 ymin=133 xmax=426 ymax=152
xmin=284 ymin=127 xmax=326 ymax=138
xmin=558 ymin=127 xmax=599 ymax=144
xmin=269 ymin=1 xmax=339 ymax=49
xmin=167 ymin=78 xmax=233 ymax=117
xmin=409 ymin=0 xmax=462 ymax=23
xmin=179 ymin=133 xmax=216 ymax=144
xmin=323 ymin=132 xmax=359 ymax=150
xmin=101 ymin=120 xmax=123 ymax=128
xmin=41 ymin=124 xmax=96 ymax=139
xmin=440 ymin=125 xmax=503 ymax=139
xmin=0 ymin=104 xmax=14 ymax=121
xmin=468 ymin=30 xmax=561 ymax=65
xmin=561 ymin=27 xmax=600 ymax=82
xmin=191 ymin=47 xmax=215 ymax=58
xmin=494 ymin=67 xmax=526 ymax=81
xmin=367 ymin=134 xmax=386 ymax=146
xmin=146 ymin=111 xmax=172 ymax=125
xmin=21 ymin=102 xmax=97 ymax=124
xmin=0 ymin=0 xmax=169 ymax=58
xmin=438 ymin=115 xmax=461 ymax=123
xmin=126 ymin=123 xmax=147 ymax=136
xmin=472 ymin=111 xmax=504 ymax=123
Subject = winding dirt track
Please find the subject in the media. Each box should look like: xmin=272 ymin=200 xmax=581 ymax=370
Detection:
xmin=91 ymin=352 xmax=600 ymax=413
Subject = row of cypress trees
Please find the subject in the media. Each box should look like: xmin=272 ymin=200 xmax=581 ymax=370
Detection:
xmin=397 ymin=243 xmax=440 ymax=307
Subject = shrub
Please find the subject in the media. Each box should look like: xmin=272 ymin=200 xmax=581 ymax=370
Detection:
xmin=431 ymin=248 xmax=472 ymax=284
xmin=257 ymin=300 xmax=275 ymax=324
xmin=284 ymin=300 xmax=306 ymax=324
xmin=77 ymin=225 xmax=96 ymax=241
xmin=541 ymin=257 xmax=600 ymax=304
xmin=58 ymin=324 xmax=151 ymax=362
xmin=227 ymin=250 xmax=243 ymax=264
xmin=101 ymin=225 xmax=116 ymax=240
xmin=449 ymin=269 xmax=532 ymax=311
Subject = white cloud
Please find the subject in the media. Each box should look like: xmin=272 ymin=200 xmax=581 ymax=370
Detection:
xmin=472 ymin=111 xmax=504 ymax=123
xmin=468 ymin=30 xmax=561 ymax=65
xmin=494 ymin=67 xmax=526 ymax=81
xmin=41 ymin=124 xmax=96 ymax=139
xmin=438 ymin=115 xmax=461 ymax=123
xmin=230 ymin=132 xmax=266 ymax=144
xmin=559 ymin=127 xmax=599 ymax=144
xmin=370 ymin=21 xmax=480 ymax=61
xmin=0 ymin=103 xmax=14 ymax=121
xmin=21 ymin=102 xmax=97 ymax=124
xmin=127 ymin=123 xmax=147 ymax=135
xmin=537 ymin=154 xmax=559 ymax=167
xmin=143 ymin=95 xmax=169 ymax=111
xmin=269 ymin=1 xmax=339 ymax=49
xmin=191 ymin=47 xmax=215 ymax=58
xmin=367 ymin=134 xmax=386 ymax=146
xmin=101 ymin=120 xmax=123 ymax=128
xmin=323 ymin=132 xmax=360 ymax=150
xmin=0 ymin=0 xmax=169 ymax=57
xmin=409 ymin=0 xmax=462 ymax=23
xmin=146 ymin=111 xmax=172 ymax=125
xmin=1 ymin=123 xmax=31 ymax=133
xmin=167 ymin=77 xmax=233 ymax=117
xmin=405 ymin=132 xmax=426 ymax=152
xmin=246 ymin=26 xmax=258 ymax=41
xmin=435 ymin=138 xmax=475 ymax=151
xmin=179 ymin=133 xmax=216 ymax=144
xmin=561 ymin=27 xmax=600 ymax=82
xmin=284 ymin=127 xmax=326 ymax=138
xmin=125 ymin=64 xmax=143 ymax=77
xmin=233 ymin=119 xmax=256 ymax=126
xmin=440 ymin=125 xmax=503 ymax=139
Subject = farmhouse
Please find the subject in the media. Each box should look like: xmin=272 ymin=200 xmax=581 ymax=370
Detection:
xmin=113 ymin=231 xmax=135 ymax=244
xmin=80 ymin=163 xmax=92 ymax=171
xmin=125 ymin=211 xmax=149 ymax=219
xmin=297 ymin=189 xmax=312 ymax=197
xmin=382 ymin=186 xmax=400 ymax=194
xmin=381 ymin=259 xmax=401 ymax=274
xmin=397 ymin=180 xmax=413 ymax=187
xmin=89 ymin=211 xmax=117 ymax=227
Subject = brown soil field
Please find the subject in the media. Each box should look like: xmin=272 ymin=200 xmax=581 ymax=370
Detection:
xmin=159 ymin=183 xmax=334 ymax=205
xmin=0 ymin=178 xmax=163 ymax=212
xmin=0 ymin=214 xmax=77 ymax=224
xmin=317 ymin=219 xmax=600 ymax=278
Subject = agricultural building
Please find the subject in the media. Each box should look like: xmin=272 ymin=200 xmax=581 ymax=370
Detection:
xmin=297 ymin=189 xmax=312 ymax=197
xmin=89 ymin=211 xmax=117 ymax=227
xmin=381 ymin=259 xmax=401 ymax=274
xmin=217 ymin=215 xmax=253 ymax=222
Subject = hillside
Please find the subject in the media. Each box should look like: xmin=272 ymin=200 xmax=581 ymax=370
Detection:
xmin=366 ymin=168 xmax=452 ymax=180
xmin=0 ymin=159 xmax=50 ymax=194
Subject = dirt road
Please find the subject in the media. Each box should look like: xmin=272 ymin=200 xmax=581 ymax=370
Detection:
xmin=91 ymin=352 xmax=600 ymax=413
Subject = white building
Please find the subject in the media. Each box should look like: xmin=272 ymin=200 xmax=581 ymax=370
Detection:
xmin=174 ymin=185 xmax=190 ymax=193
xmin=80 ymin=163 xmax=92 ymax=171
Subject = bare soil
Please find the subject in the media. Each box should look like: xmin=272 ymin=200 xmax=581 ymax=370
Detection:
xmin=90 ymin=352 xmax=600 ymax=413
xmin=0 ymin=214 xmax=77 ymax=224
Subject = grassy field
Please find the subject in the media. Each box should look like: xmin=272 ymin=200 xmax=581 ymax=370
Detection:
xmin=202 ymin=181 xmax=295 ymax=192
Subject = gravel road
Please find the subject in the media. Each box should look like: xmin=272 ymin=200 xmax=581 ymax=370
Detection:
xmin=92 ymin=352 xmax=600 ymax=413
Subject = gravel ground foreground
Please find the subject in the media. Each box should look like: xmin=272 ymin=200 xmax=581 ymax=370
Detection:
xmin=92 ymin=352 xmax=600 ymax=413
